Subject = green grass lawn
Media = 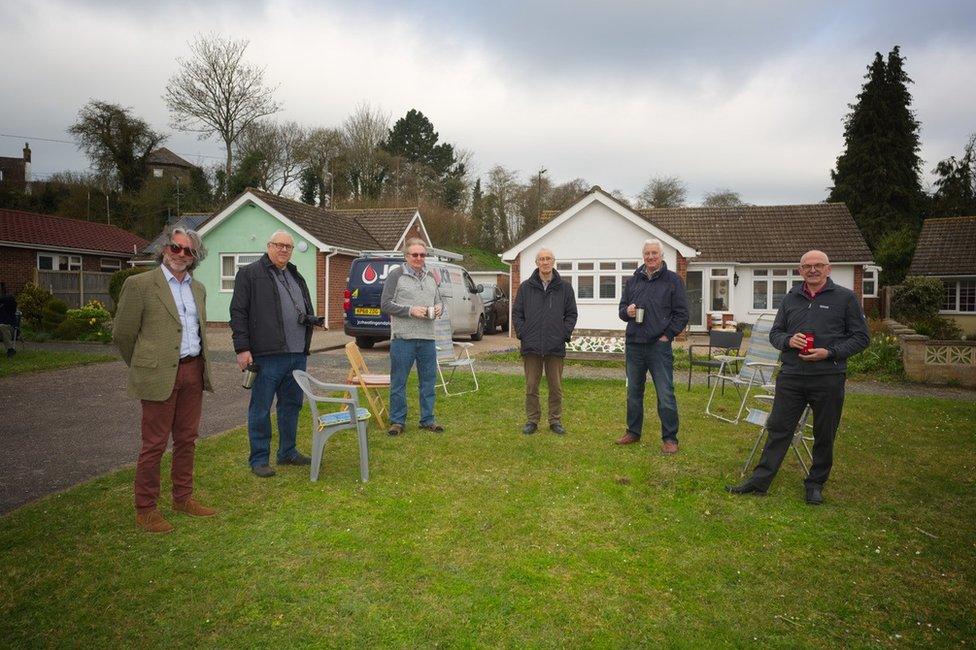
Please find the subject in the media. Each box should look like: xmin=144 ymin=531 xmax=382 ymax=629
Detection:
xmin=0 ymin=349 xmax=117 ymax=377
xmin=1 ymin=374 xmax=973 ymax=646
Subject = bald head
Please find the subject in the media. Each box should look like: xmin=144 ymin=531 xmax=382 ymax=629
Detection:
xmin=799 ymin=250 xmax=831 ymax=291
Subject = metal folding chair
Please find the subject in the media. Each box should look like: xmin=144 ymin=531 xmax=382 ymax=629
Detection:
xmin=740 ymin=393 xmax=813 ymax=477
xmin=705 ymin=314 xmax=780 ymax=424
xmin=293 ymin=370 xmax=371 ymax=482
xmin=434 ymin=313 xmax=478 ymax=396
xmin=687 ymin=329 xmax=744 ymax=390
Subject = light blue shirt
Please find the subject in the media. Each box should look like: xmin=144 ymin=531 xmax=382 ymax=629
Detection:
xmin=161 ymin=265 xmax=202 ymax=358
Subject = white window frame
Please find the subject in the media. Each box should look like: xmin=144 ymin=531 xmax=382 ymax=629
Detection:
xmin=555 ymin=259 xmax=637 ymax=303
xmin=220 ymin=253 xmax=264 ymax=292
xmin=749 ymin=267 xmax=803 ymax=313
xmin=99 ymin=258 xmax=122 ymax=272
xmin=941 ymin=278 xmax=976 ymax=314
xmin=862 ymin=266 xmax=878 ymax=298
xmin=37 ymin=252 xmax=81 ymax=271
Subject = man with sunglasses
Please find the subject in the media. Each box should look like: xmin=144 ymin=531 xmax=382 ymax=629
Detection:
xmin=231 ymin=230 xmax=320 ymax=478
xmin=728 ymin=250 xmax=869 ymax=505
xmin=380 ymin=238 xmax=444 ymax=436
xmin=114 ymin=227 xmax=216 ymax=533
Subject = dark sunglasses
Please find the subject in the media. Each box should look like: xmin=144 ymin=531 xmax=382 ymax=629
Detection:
xmin=408 ymin=252 xmax=427 ymax=258
xmin=168 ymin=243 xmax=196 ymax=257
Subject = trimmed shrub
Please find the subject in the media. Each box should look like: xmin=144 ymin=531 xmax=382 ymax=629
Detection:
xmin=910 ymin=315 xmax=963 ymax=340
xmin=15 ymin=282 xmax=53 ymax=328
xmin=56 ymin=299 xmax=113 ymax=341
xmin=40 ymin=299 xmax=68 ymax=332
xmin=892 ymin=276 xmax=944 ymax=320
xmin=110 ymin=266 xmax=151 ymax=307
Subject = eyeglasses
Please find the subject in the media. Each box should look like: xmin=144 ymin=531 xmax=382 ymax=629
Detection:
xmin=408 ymin=252 xmax=427 ymax=258
xmin=269 ymin=242 xmax=294 ymax=251
xmin=167 ymin=243 xmax=196 ymax=257
xmin=537 ymin=256 xmax=554 ymax=262
xmin=799 ymin=263 xmax=827 ymax=272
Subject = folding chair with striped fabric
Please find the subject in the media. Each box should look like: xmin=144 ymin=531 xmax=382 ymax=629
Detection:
xmin=705 ymin=313 xmax=781 ymax=424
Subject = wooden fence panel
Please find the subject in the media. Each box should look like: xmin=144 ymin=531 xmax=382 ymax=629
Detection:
xmin=35 ymin=270 xmax=116 ymax=309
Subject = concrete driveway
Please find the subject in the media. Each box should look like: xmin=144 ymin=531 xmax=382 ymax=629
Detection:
xmin=0 ymin=327 xmax=517 ymax=516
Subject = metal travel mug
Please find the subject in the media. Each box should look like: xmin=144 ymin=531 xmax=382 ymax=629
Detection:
xmin=427 ymin=306 xmax=436 ymax=319
xmin=635 ymin=307 xmax=645 ymax=324
xmin=242 ymin=363 xmax=260 ymax=389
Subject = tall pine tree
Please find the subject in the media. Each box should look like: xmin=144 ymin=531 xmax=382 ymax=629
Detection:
xmin=829 ymin=46 xmax=925 ymax=252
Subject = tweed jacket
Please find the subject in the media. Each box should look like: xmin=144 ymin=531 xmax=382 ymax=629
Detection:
xmin=113 ymin=267 xmax=214 ymax=401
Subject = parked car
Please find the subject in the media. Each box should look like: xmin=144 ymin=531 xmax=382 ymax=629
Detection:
xmin=344 ymin=253 xmax=486 ymax=348
xmin=478 ymin=284 xmax=509 ymax=335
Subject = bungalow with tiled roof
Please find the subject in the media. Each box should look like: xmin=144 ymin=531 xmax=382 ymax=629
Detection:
xmin=0 ymin=208 xmax=147 ymax=306
xmin=146 ymin=147 xmax=198 ymax=181
xmin=194 ymin=188 xmax=432 ymax=327
xmin=908 ymin=215 xmax=976 ymax=336
xmin=500 ymin=186 xmax=876 ymax=334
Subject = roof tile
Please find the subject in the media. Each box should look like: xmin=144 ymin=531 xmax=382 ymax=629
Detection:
xmin=0 ymin=208 xmax=147 ymax=255
xmin=908 ymin=216 xmax=976 ymax=276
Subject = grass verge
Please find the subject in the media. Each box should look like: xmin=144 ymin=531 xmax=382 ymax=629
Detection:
xmin=0 ymin=374 xmax=972 ymax=646
xmin=0 ymin=349 xmax=117 ymax=377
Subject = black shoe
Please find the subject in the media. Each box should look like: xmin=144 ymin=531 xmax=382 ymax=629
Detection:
xmin=726 ymin=481 xmax=767 ymax=496
xmin=278 ymin=453 xmax=311 ymax=466
xmin=805 ymin=485 xmax=824 ymax=505
xmin=549 ymin=422 xmax=566 ymax=435
xmin=251 ymin=464 xmax=276 ymax=478
xmin=522 ymin=422 xmax=538 ymax=435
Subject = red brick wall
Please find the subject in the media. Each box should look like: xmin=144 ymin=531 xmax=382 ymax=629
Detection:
xmin=316 ymin=252 xmax=326 ymax=319
xmin=0 ymin=246 xmax=35 ymax=295
xmin=510 ymin=256 xmax=522 ymax=302
xmin=327 ymin=254 xmax=353 ymax=329
xmin=674 ymin=252 xmax=688 ymax=341
xmin=853 ymin=265 xmax=864 ymax=302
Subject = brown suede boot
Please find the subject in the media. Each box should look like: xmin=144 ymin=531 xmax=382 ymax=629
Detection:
xmin=173 ymin=498 xmax=217 ymax=517
xmin=136 ymin=509 xmax=174 ymax=534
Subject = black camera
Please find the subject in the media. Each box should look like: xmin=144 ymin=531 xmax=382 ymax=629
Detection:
xmin=298 ymin=312 xmax=325 ymax=327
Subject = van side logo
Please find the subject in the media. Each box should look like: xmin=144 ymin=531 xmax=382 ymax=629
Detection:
xmin=362 ymin=265 xmax=378 ymax=284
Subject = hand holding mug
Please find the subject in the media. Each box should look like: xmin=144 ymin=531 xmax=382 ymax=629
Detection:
xmin=409 ymin=305 xmax=428 ymax=318
xmin=626 ymin=303 xmax=637 ymax=318
xmin=788 ymin=332 xmax=809 ymax=350
xmin=434 ymin=303 xmax=443 ymax=318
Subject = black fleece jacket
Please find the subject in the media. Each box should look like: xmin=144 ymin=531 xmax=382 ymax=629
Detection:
xmin=229 ymin=254 xmax=314 ymax=357
xmin=769 ymin=278 xmax=870 ymax=376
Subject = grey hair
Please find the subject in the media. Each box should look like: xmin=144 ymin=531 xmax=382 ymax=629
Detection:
xmin=403 ymin=237 xmax=428 ymax=252
xmin=268 ymin=229 xmax=294 ymax=244
xmin=155 ymin=225 xmax=207 ymax=271
xmin=535 ymin=247 xmax=555 ymax=261
xmin=642 ymin=238 xmax=663 ymax=251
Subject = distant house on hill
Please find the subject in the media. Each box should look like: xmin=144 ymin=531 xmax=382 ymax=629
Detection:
xmin=0 ymin=143 xmax=31 ymax=192
xmin=0 ymin=208 xmax=147 ymax=307
xmin=501 ymin=186 xmax=877 ymax=334
xmin=908 ymin=215 xmax=976 ymax=336
xmin=147 ymin=147 xmax=198 ymax=181
xmin=193 ymin=188 xmax=439 ymax=328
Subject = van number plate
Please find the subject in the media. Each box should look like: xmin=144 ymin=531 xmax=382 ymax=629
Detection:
xmin=354 ymin=307 xmax=381 ymax=316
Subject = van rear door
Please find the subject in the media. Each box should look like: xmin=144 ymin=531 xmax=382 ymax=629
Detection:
xmin=345 ymin=257 xmax=400 ymax=338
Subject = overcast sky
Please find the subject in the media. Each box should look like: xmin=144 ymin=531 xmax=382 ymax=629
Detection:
xmin=2 ymin=0 xmax=974 ymax=205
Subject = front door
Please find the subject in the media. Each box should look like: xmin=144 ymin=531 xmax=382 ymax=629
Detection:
xmin=686 ymin=270 xmax=704 ymax=330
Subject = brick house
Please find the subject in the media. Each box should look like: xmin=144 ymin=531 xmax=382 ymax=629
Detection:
xmin=0 ymin=208 xmax=147 ymax=305
xmin=146 ymin=147 xmax=197 ymax=182
xmin=0 ymin=143 xmax=31 ymax=191
xmin=194 ymin=188 xmax=430 ymax=328
xmin=908 ymin=215 xmax=976 ymax=336
xmin=500 ymin=186 xmax=876 ymax=335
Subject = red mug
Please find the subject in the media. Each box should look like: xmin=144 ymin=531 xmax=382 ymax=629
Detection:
xmin=802 ymin=333 xmax=814 ymax=354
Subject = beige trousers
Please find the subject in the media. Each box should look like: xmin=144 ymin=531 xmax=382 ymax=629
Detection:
xmin=522 ymin=354 xmax=565 ymax=425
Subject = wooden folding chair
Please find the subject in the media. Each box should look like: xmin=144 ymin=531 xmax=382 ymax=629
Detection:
xmin=344 ymin=341 xmax=391 ymax=429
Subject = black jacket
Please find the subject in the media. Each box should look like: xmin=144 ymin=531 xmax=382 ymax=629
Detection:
xmin=230 ymin=254 xmax=315 ymax=357
xmin=769 ymin=278 xmax=870 ymax=376
xmin=512 ymin=269 xmax=578 ymax=357
xmin=618 ymin=262 xmax=689 ymax=342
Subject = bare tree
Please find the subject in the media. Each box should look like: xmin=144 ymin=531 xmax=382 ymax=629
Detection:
xmin=702 ymin=188 xmax=747 ymax=207
xmin=636 ymin=175 xmax=687 ymax=208
xmin=164 ymin=33 xmax=282 ymax=185
xmin=485 ymin=165 xmax=521 ymax=247
xmin=342 ymin=103 xmax=389 ymax=200
xmin=235 ymin=120 xmax=307 ymax=196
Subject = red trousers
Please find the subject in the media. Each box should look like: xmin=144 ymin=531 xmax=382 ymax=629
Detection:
xmin=134 ymin=357 xmax=204 ymax=513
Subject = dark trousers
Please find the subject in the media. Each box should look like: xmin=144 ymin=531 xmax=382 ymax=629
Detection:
xmin=522 ymin=354 xmax=564 ymax=425
xmin=135 ymin=357 xmax=204 ymax=513
xmin=247 ymin=353 xmax=307 ymax=467
xmin=750 ymin=372 xmax=846 ymax=490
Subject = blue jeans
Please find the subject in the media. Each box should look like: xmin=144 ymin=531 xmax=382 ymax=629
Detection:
xmin=389 ymin=337 xmax=437 ymax=426
xmin=625 ymin=340 xmax=679 ymax=442
xmin=247 ymin=353 xmax=307 ymax=467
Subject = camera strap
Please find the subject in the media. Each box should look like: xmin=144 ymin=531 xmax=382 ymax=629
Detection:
xmin=270 ymin=268 xmax=305 ymax=318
